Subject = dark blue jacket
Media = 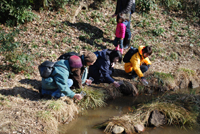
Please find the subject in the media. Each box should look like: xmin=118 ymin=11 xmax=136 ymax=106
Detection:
xmin=88 ymin=49 xmax=114 ymax=84
xmin=114 ymin=0 xmax=135 ymax=15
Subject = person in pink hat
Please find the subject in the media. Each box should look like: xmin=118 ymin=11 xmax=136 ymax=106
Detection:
xmin=41 ymin=55 xmax=84 ymax=100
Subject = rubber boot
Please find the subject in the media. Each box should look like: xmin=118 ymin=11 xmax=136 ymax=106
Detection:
xmin=119 ymin=48 xmax=124 ymax=54
xmin=115 ymin=45 xmax=120 ymax=51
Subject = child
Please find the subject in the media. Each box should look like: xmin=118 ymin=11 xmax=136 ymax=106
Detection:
xmin=113 ymin=14 xmax=126 ymax=54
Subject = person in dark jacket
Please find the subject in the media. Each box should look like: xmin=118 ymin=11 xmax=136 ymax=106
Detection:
xmin=69 ymin=51 xmax=97 ymax=89
xmin=88 ymin=49 xmax=122 ymax=88
xmin=112 ymin=0 xmax=135 ymax=49
xmin=41 ymin=55 xmax=83 ymax=100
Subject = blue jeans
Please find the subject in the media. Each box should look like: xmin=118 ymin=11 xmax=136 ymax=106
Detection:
xmin=131 ymin=65 xmax=149 ymax=79
xmin=113 ymin=37 xmax=123 ymax=49
xmin=123 ymin=20 xmax=131 ymax=39
xmin=41 ymin=79 xmax=73 ymax=98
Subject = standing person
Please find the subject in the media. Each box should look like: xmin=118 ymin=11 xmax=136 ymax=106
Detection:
xmin=112 ymin=0 xmax=135 ymax=49
xmin=88 ymin=49 xmax=122 ymax=88
xmin=41 ymin=55 xmax=83 ymax=100
xmin=113 ymin=14 xmax=126 ymax=54
xmin=124 ymin=46 xmax=152 ymax=85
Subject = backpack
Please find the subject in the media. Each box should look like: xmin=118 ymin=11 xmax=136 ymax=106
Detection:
xmin=38 ymin=61 xmax=68 ymax=78
xmin=57 ymin=52 xmax=79 ymax=61
xmin=123 ymin=47 xmax=138 ymax=63
xmin=94 ymin=51 xmax=99 ymax=58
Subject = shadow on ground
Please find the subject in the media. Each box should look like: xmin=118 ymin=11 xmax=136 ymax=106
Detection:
xmin=112 ymin=68 xmax=131 ymax=79
xmin=63 ymin=21 xmax=113 ymax=49
xmin=0 ymin=79 xmax=42 ymax=100
xmin=0 ymin=86 xmax=41 ymax=101
xmin=19 ymin=79 xmax=41 ymax=91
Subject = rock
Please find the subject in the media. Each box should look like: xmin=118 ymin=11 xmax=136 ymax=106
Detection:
xmin=119 ymin=80 xmax=138 ymax=96
xmin=160 ymin=86 xmax=169 ymax=92
xmin=112 ymin=125 xmax=125 ymax=134
xmin=134 ymin=123 xmax=145 ymax=132
xmin=149 ymin=110 xmax=166 ymax=127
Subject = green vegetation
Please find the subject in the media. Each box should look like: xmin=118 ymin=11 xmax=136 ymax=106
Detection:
xmin=0 ymin=29 xmax=34 ymax=74
xmin=75 ymin=87 xmax=107 ymax=110
xmin=136 ymin=0 xmax=200 ymax=17
xmin=154 ymin=72 xmax=174 ymax=80
xmin=177 ymin=68 xmax=195 ymax=76
xmin=0 ymin=0 xmax=36 ymax=26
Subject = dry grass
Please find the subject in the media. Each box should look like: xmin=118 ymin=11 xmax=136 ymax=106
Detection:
xmin=75 ymin=86 xmax=107 ymax=110
xmin=0 ymin=94 xmax=79 ymax=133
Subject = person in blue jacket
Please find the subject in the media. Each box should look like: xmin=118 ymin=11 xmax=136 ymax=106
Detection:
xmin=88 ymin=49 xmax=122 ymax=88
xmin=41 ymin=55 xmax=83 ymax=100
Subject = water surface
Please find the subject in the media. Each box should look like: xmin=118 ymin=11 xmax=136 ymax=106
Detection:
xmin=59 ymin=93 xmax=200 ymax=134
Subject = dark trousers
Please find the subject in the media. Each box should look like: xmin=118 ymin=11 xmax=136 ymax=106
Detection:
xmin=113 ymin=37 xmax=123 ymax=49
xmin=131 ymin=65 xmax=148 ymax=79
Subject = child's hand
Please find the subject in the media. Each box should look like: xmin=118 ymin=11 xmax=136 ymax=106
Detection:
xmin=111 ymin=14 xmax=117 ymax=18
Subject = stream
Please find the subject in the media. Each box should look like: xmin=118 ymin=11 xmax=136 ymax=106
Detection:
xmin=59 ymin=92 xmax=200 ymax=134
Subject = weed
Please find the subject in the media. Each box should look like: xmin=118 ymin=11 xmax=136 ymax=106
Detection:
xmin=0 ymin=29 xmax=20 ymax=52
xmin=47 ymin=101 xmax=62 ymax=111
xmin=67 ymin=38 xmax=72 ymax=44
xmin=75 ymin=87 xmax=107 ymax=110
xmin=153 ymin=72 xmax=174 ymax=85
xmin=177 ymin=68 xmax=195 ymax=76
xmin=46 ymin=40 xmax=52 ymax=45
xmin=152 ymin=26 xmax=165 ymax=36
xmin=170 ymin=52 xmax=178 ymax=60
xmin=37 ymin=111 xmax=52 ymax=121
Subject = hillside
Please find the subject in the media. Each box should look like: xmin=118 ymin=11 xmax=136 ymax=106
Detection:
xmin=0 ymin=0 xmax=200 ymax=133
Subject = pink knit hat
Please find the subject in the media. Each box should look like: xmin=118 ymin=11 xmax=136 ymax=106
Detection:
xmin=69 ymin=55 xmax=82 ymax=68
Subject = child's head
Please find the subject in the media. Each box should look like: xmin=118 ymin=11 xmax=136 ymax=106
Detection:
xmin=118 ymin=13 xmax=130 ymax=23
xmin=142 ymin=46 xmax=152 ymax=58
xmin=118 ymin=14 xmax=125 ymax=23
xmin=110 ymin=50 xmax=122 ymax=63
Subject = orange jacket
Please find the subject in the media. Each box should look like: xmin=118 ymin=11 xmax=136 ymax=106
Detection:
xmin=124 ymin=46 xmax=151 ymax=78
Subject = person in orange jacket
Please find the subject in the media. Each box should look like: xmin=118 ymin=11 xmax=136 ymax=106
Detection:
xmin=124 ymin=46 xmax=152 ymax=85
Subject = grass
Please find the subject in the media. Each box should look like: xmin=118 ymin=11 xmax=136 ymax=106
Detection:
xmin=177 ymin=68 xmax=195 ymax=76
xmin=75 ymin=87 xmax=107 ymax=110
xmin=154 ymin=72 xmax=174 ymax=80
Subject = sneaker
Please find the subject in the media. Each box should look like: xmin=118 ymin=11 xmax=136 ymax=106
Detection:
xmin=124 ymin=46 xmax=129 ymax=49
xmin=140 ymin=78 xmax=148 ymax=86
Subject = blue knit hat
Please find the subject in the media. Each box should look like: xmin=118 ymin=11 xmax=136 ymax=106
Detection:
xmin=69 ymin=55 xmax=82 ymax=68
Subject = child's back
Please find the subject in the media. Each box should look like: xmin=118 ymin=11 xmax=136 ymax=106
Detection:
xmin=115 ymin=22 xmax=126 ymax=38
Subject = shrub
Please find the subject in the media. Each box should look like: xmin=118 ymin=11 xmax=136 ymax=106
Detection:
xmin=136 ymin=0 xmax=200 ymax=17
xmin=0 ymin=29 xmax=20 ymax=52
xmin=42 ymin=0 xmax=70 ymax=10
xmin=0 ymin=30 xmax=34 ymax=74
xmin=0 ymin=0 xmax=36 ymax=26
xmin=136 ymin=0 xmax=156 ymax=13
